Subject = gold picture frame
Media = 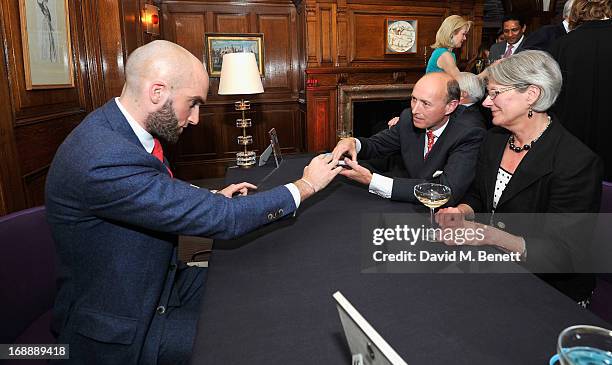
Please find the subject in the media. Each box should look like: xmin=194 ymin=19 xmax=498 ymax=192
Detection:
xmin=205 ymin=33 xmax=264 ymax=77
xmin=385 ymin=19 xmax=418 ymax=54
xmin=19 ymin=0 xmax=74 ymax=90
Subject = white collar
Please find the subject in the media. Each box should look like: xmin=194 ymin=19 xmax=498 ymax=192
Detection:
xmin=563 ymin=19 xmax=570 ymax=33
xmin=115 ymin=97 xmax=155 ymax=153
xmin=461 ymin=102 xmax=475 ymax=107
xmin=427 ymin=118 xmax=449 ymax=138
xmin=508 ymin=35 xmax=525 ymax=51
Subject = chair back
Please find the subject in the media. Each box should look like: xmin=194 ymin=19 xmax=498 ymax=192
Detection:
xmin=601 ymin=181 xmax=612 ymax=213
xmin=0 ymin=206 xmax=56 ymax=344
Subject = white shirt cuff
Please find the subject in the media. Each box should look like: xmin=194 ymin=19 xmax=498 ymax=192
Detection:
xmin=354 ymin=138 xmax=361 ymax=154
xmin=285 ymin=183 xmax=301 ymax=209
xmin=368 ymin=173 xmax=393 ymax=199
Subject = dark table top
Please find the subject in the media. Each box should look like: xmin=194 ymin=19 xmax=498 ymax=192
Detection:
xmin=191 ymin=156 xmax=609 ymax=365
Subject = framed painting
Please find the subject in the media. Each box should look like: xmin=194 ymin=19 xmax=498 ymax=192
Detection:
xmin=19 ymin=0 xmax=74 ymax=89
xmin=385 ymin=19 xmax=418 ymax=54
xmin=205 ymin=33 xmax=264 ymax=77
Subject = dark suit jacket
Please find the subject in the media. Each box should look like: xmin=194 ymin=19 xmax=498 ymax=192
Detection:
xmin=357 ymin=108 xmax=486 ymax=205
xmin=45 ymin=100 xmax=296 ymax=364
xmin=550 ymin=19 xmax=612 ymax=180
xmin=522 ymin=23 xmax=567 ymax=52
xmin=462 ymin=119 xmax=602 ymax=299
xmin=489 ymin=39 xmax=527 ymax=63
xmin=455 ymin=103 xmax=487 ymax=129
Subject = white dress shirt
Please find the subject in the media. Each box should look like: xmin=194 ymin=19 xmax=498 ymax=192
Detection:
xmin=355 ymin=120 xmax=449 ymax=199
xmin=505 ymin=35 xmax=525 ymax=56
xmin=114 ymin=98 xmax=301 ymax=207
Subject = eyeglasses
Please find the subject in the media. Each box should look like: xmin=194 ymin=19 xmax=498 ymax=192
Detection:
xmin=486 ymin=84 xmax=529 ymax=100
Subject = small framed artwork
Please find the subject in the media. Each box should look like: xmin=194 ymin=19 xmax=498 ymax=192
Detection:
xmin=205 ymin=33 xmax=264 ymax=77
xmin=19 ymin=0 xmax=75 ymax=90
xmin=385 ymin=19 xmax=418 ymax=54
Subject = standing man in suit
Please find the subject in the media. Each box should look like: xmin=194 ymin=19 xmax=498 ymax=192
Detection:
xmin=330 ymin=73 xmax=486 ymax=205
xmin=523 ymin=0 xmax=573 ymax=52
xmin=489 ymin=14 xmax=528 ymax=63
xmin=45 ymin=40 xmax=341 ymax=364
xmin=454 ymin=72 xmax=488 ymax=129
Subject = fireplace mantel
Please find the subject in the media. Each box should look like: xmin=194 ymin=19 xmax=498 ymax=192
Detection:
xmin=338 ymin=84 xmax=413 ymax=134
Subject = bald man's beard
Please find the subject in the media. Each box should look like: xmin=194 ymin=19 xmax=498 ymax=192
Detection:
xmin=145 ymin=100 xmax=182 ymax=144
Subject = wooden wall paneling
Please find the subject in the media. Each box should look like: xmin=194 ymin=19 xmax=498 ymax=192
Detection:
xmin=317 ymin=3 xmax=336 ymax=65
xmin=174 ymin=14 xmax=206 ymax=60
xmin=215 ymin=13 xmax=250 ymax=32
xmin=258 ymin=13 xmax=293 ymax=92
xmin=257 ymin=103 xmax=301 ymax=154
xmin=347 ymin=5 xmax=447 ymax=66
xmin=296 ymin=1 xmax=307 ymax=95
xmin=306 ymin=86 xmax=336 ymax=152
xmin=305 ymin=1 xmax=318 ymax=67
xmin=96 ymin=0 xmax=128 ymax=100
xmin=336 ymin=0 xmax=348 ymax=66
xmin=0 ymin=4 xmax=26 ymax=214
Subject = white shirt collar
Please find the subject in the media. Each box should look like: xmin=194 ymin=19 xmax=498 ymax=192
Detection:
xmin=563 ymin=19 xmax=570 ymax=32
xmin=461 ymin=102 xmax=475 ymax=107
xmin=115 ymin=97 xmax=155 ymax=153
xmin=507 ymin=35 xmax=525 ymax=53
xmin=423 ymin=118 xmax=449 ymax=156
xmin=427 ymin=118 xmax=449 ymax=138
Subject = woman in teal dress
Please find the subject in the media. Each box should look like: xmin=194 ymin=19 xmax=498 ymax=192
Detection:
xmin=426 ymin=15 xmax=472 ymax=77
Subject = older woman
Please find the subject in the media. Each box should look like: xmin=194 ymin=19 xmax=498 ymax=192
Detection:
xmin=426 ymin=15 xmax=472 ymax=77
xmin=436 ymin=50 xmax=603 ymax=303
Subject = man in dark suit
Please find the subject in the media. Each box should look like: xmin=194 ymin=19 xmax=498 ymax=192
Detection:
xmin=523 ymin=0 xmax=572 ymax=52
xmin=489 ymin=14 xmax=528 ymax=63
xmin=330 ymin=72 xmax=486 ymax=205
xmin=455 ymin=71 xmax=488 ymax=129
xmin=45 ymin=40 xmax=341 ymax=364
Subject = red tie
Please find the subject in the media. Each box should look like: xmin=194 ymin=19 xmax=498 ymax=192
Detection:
xmin=425 ymin=130 xmax=435 ymax=159
xmin=503 ymin=43 xmax=514 ymax=58
xmin=152 ymin=138 xmax=173 ymax=178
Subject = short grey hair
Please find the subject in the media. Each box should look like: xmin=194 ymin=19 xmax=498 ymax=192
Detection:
xmin=456 ymin=72 xmax=485 ymax=103
xmin=486 ymin=50 xmax=562 ymax=111
xmin=563 ymin=0 xmax=574 ymax=19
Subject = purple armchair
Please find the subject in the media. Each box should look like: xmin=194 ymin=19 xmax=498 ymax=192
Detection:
xmin=0 ymin=206 xmax=56 ymax=363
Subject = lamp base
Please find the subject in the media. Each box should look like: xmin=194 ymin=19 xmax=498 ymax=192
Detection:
xmin=236 ymin=151 xmax=256 ymax=168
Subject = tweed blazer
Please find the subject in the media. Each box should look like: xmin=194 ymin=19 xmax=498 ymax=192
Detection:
xmin=45 ymin=100 xmax=296 ymax=364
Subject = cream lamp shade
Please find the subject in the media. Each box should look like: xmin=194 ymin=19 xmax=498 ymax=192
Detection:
xmin=218 ymin=53 xmax=264 ymax=95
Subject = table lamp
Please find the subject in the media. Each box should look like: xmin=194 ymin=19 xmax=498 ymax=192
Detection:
xmin=218 ymin=52 xmax=264 ymax=168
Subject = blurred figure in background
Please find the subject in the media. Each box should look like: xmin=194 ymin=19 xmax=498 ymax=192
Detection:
xmin=523 ymin=0 xmax=573 ymax=51
xmin=550 ymin=0 xmax=612 ymax=180
xmin=464 ymin=43 xmax=491 ymax=74
xmin=454 ymin=72 xmax=488 ymax=129
xmin=426 ymin=15 xmax=473 ymax=77
xmin=496 ymin=28 xmax=505 ymax=43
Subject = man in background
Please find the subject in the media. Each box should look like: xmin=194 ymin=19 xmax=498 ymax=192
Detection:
xmin=454 ymin=72 xmax=488 ymax=129
xmin=489 ymin=14 xmax=528 ymax=62
xmin=523 ymin=0 xmax=573 ymax=51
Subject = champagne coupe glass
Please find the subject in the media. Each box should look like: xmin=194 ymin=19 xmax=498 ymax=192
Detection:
xmin=414 ymin=183 xmax=451 ymax=241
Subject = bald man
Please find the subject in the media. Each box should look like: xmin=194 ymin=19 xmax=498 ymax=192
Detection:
xmin=45 ymin=41 xmax=341 ymax=364
xmin=331 ymin=72 xmax=485 ymax=205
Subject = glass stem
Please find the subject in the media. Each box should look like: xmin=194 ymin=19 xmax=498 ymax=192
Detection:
xmin=430 ymin=208 xmax=435 ymax=228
